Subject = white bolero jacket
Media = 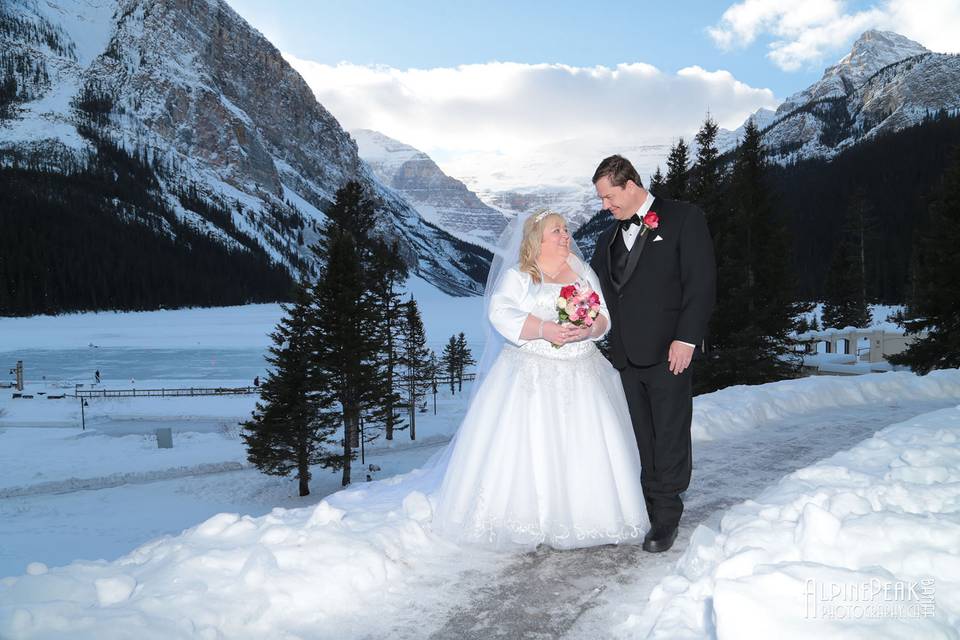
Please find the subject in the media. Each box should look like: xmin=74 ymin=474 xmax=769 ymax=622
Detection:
xmin=487 ymin=265 xmax=611 ymax=348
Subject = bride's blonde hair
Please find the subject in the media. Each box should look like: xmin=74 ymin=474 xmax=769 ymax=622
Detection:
xmin=519 ymin=209 xmax=564 ymax=284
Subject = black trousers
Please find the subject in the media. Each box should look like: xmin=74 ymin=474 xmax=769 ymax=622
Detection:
xmin=618 ymin=360 xmax=693 ymax=530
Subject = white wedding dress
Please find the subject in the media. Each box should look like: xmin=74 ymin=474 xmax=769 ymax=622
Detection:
xmin=429 ymin=265 xmax=650 ymax=550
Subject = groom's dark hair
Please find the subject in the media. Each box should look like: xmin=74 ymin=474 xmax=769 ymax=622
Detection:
xmin=592 ymin=155 xmax=643 ymax=189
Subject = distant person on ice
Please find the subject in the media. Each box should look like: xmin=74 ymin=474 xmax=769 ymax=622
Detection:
xmin=95 ymin=370 xmax=101 ymax=384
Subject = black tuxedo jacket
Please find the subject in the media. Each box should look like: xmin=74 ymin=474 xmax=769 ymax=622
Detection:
xmin=590 ymin=197 xmax=716 ymax=369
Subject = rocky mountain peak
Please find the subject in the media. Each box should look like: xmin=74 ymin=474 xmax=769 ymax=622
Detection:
xmin=777 ymin=29 xmax=930 ymax=115
xmin=843 ymin=29 xmax=929 ymax=69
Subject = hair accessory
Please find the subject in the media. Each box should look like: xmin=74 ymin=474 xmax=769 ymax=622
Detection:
xmin=534 ymin=210 xmax=552 ymax=223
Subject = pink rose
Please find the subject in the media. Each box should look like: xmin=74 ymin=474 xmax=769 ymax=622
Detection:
xmin=584 ymin=315 xmax=594 ymax=327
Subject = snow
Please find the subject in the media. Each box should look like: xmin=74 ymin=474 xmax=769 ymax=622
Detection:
xmin=352 ymin=128 xmax=424 ymax=174
xmin=0 ymin=59 xmax=89 ymax=152
xmin=613 ymin=403 xmax=960 ymax=638
xmin=802 ymin=303 xmax=905 ymax=335
xmin=0 ymin=275 xmax=484 ymax=355
xmin=0 ymin=0 xmax=116 ymax=152
xmin=3 ymin=360 xmax=959 ymax=637
xmin=31 ymin=0 xmax=117 ymax=66
xmin=2 ymin=300 xmax=960 ymax=637
xmin=0 ymin=423 xmax=505 ymax=638
xmin=691 ymin=369 xmax=960 ymax=441
xmin=0 ymin=305 xmax=283 ymax=351
xmin=0 ymin=426 xmax=249 ymax=496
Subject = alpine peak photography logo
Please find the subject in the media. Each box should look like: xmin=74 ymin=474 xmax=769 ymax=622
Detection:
xmin=804 ymin=577 xmax=936 ymax=620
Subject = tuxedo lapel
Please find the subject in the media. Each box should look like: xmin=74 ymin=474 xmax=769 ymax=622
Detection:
xmin=604 ymin=223 xmax=619 ymax=282
xmin=620 ymin=226 xmax=651 ymax=286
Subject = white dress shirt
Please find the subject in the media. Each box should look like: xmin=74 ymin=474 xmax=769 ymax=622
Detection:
xmin=618 ymin=194 xmax=696 ymax=350
xmin=620 ymin=193 xmax=656 ymax=250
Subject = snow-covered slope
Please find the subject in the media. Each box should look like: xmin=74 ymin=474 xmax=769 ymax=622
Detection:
xmin=353 ymin=129 xmax=507 ymax=248
xmin=720 ymin=31 xmax=960 ymax=162
xmin=715 ymin=107 xmax=777 ymax=153
xmin=0 ymin=0 xmax=488 ymax=297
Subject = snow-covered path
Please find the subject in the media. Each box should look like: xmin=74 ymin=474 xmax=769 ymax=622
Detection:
xmin=394 ymin=398 xmax=960 ymax=639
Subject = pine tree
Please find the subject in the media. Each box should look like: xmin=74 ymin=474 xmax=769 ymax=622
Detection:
xmin=453 ymin=332 xmax=476 ymax=392
xmin=310 ymin=180 xmax=404 ymax=484
xmin=399 ymin=298 xmax=432 ymax=440
xmin=690 ymin=114 xmax=724 ymax=227
xmin=664 ymin=138 xmax=690 ymax=200
xmin=311 ymin=224 xmax=378 ymax=487
xmin=323 ymin=180 xmax=375 ymax=246
xmin=367 ymin=239 xmax=409 ymax=440
xmin=821 ymin=206 xmax=871 ymax=330
xmin=440 ymin=335 xmax=459 ymax=395
xmin=241 ymin=281 xmax=340 ymax=497
xmin=845 ymin=188 xmax=877 ymax=302
xmin=427 ymin=349 xmax=440 ymax=414
xmin=649 ymin=166 xmax=665 ymax=195
xmin=889 ymin=147 xmax=960 ymax=374
xmin=696 ymin=121 xmax=808 ymax=393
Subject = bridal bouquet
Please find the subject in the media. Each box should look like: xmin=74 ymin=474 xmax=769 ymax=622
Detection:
xmin=553 ymin=283 xmax=601 ymax=346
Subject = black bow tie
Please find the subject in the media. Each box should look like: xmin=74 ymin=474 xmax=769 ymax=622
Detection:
xmin=619 ymin=214 xmax=642 ymax=231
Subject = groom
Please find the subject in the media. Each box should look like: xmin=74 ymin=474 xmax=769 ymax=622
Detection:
xmin=590 ymin=155 xmax=715 ymax=553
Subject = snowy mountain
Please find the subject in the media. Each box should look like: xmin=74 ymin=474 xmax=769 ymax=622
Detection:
xmin=352 ymin=129 xmax=507 ymax=248
xmin=715 ymin=107 xmax=777 ymax=152
xmin=0 ymin=0 xmax=488 ymax=300
xmin=481 ymin=184 xmax=599 ymax=232
xmin=720 ymin=30 xmax=960 ymax=162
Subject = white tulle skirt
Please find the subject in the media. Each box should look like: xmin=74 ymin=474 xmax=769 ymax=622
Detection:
xmin=429 ymin=340 xmax=650 ymax=551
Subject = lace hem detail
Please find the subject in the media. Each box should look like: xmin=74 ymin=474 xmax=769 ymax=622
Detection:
xmin=433 ymin=485 xmax=648 ymax=551
xmin=433 ymin=515 xmax=647 ymax=550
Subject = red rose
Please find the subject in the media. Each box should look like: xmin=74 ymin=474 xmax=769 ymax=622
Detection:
xmin=560 ymin=285 xmax=577 ymax=299
xmin=643 ymin=211 xmax=659 ymax=229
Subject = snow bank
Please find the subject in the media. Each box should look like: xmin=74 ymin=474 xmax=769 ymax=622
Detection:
xmin=0 ymin=458 xmax=499 ymax=639
xmin=693 ymin=369 xmax=960 ymax=441
xmin=618 ymin=404 xmax=960 ymax=638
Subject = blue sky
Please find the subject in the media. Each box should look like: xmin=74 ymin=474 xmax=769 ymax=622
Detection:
xmin=223 ymin=0 xmax=960 ymax=189
xmin=224 ymin=0 xmax=923 ymax=98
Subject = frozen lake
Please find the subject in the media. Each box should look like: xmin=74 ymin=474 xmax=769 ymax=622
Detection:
xmin=1 ymin=347 xmax=269 ymax=386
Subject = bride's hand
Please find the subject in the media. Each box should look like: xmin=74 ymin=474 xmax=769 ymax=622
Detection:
xmin=564 ymin=323 xmax=593 ymax=343
xmin=541 ymin=321 xmax=570 ymax=345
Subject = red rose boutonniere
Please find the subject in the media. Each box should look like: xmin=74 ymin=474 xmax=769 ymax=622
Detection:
xmin=642 ymin=211 xmax=659 ymax=233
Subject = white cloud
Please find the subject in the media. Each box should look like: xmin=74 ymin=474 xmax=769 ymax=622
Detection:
xmin=881 ymin=0 xmax=960 ymax=54
xmin=709 ymin=0 xmax=960 ymax=70
xmin=285 ymin=55 xmax=778 ymax=189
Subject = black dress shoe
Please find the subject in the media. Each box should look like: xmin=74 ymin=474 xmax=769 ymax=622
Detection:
xmin=642 ymin=524 xmax=678 ymax=553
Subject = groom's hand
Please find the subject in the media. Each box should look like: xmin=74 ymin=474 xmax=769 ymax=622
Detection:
xmin=668 ymin=341 xmax=695 ymax=375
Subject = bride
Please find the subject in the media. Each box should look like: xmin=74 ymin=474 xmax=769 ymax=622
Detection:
xmin=428 ymin=209 xmax=649 ymax=550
